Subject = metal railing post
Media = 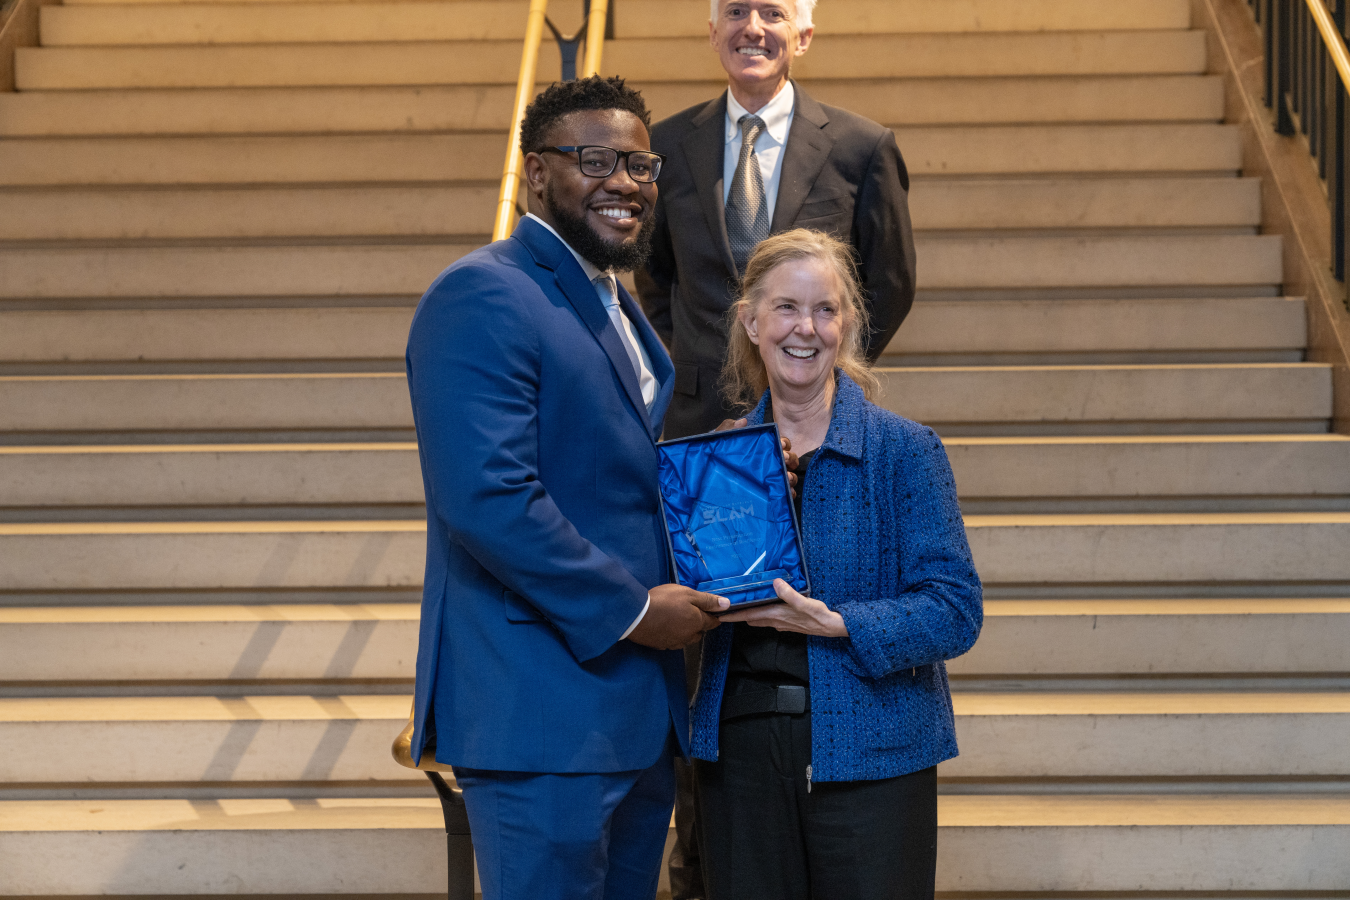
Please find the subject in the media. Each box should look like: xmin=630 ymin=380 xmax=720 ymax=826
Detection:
xmin=1337 ymin=0 xmax=1350 ymax=281
xmin=1265 ymin=0 xmax=1278 ymax=106
xmin=426 ymin=771 xmax=475 ymax=900
xmin=1278 ymin=0 xmax=1299 ymax=132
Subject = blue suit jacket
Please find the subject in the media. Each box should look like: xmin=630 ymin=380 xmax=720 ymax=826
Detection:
xmin=405 ymin=217 xmax=683 ymax=773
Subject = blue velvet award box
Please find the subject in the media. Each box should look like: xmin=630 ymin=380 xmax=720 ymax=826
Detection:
xmin=655 ymin=424 xmax=811 ymax=610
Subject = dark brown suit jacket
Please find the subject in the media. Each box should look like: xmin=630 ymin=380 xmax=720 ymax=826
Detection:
xmin=637 ymin=83 xmax=917 ymax=439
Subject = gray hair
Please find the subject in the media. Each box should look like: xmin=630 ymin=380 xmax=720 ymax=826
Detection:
xmin=710 ymin=0 xmax=817 ymax=29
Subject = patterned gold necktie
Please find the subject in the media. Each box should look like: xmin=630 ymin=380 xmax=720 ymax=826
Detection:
xmin=726 ymin=114 xmax=769 ymax=276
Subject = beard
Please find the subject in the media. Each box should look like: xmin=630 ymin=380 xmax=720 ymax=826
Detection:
xmin=544 ymin=184 xmax=657 ymax=273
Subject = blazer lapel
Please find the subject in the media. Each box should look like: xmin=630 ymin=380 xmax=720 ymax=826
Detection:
xmin=515 ymin=219 xmax=652 ymax=430
xmin=683 ymin=94 xmax=740 ymax=278
xmin=616 ymin=281 xmax=675 ymax=439
xmin=771 ymin=85 xmax=834 ymax=233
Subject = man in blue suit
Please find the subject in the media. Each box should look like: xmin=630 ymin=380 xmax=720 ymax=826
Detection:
xmin=405 ymin=76 xmax=729 ymax=900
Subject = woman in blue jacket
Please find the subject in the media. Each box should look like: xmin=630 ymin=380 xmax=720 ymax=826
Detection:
xmin=691 ymin=229 xmax=983 ymax=900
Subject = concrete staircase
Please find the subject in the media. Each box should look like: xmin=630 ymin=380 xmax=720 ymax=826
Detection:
xmin=2 ymin=0 xmax=1349 ymax=894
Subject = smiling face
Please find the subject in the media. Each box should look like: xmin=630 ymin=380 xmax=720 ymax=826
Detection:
xmin=710 ymin=0 xmax=814 ymax=107
xmin=741 ymin=255 xmax=845 ymax=400
xmin=523 ymin=108 xmax=657 ymax=272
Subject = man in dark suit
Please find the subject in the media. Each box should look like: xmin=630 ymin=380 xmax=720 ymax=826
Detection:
xmin=639 ymin=0 xmax=916 ymax=440
xmin=404 ymin=76 xmax=728 ymax=900
xmin=637 ymin=3 xmax=917 ymax=896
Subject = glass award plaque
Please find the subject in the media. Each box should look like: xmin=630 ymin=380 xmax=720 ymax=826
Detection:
xmin=656 ymin=424 xmax=810 ymax=610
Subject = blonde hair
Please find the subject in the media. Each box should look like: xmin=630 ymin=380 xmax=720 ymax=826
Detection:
xmin=722 ymin=228 xmax=879 ymax=410
xmin=710 ymin=0 xmax=816 ymax=29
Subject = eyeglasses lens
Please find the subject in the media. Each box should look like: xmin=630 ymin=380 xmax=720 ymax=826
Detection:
xmin=627 ymin=153 xmax=661 ymax=182
xmin=578 ymin=148 xmax=618 ymax=177
xmin=577 ymin=147 xmax=661 ymax=183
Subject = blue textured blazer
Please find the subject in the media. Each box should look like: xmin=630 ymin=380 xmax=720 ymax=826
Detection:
xmin=405 ymin=217 xmax=685 ymax=773
xmin=691 ymin=374 xmax=983 ymax=782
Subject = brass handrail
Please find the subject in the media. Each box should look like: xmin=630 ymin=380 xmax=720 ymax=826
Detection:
xmin=0 ymin=0 xmax=61 ymax=93
xmin=581 ymin=0 xmax=610 ymax=79
xmin=391 ymin=703 xmax=455 ymax=773
xmin=491 ymin=0 xmax=612 ymax=241
xmin=1304 ymin=0 xmax=1350 ymax=92
xmin=492 ymin=0 xmax=551 ymax=242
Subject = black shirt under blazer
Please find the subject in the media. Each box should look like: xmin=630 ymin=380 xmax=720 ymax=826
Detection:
xmin=638 ymin=83 xmax=917 ymax=439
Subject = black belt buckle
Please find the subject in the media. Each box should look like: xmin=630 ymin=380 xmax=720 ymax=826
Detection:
xmin=720 ymin=684 xmax=808 ymax=721
xmin=774 ymin=684 xmax=807 ymax=715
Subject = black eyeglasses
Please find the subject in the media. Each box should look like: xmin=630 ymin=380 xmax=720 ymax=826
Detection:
xmin=535 ymin=145 xmax=665 ymax=183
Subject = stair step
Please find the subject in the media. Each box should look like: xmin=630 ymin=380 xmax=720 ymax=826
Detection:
xmin=5 ymin=513 xmax=1350 ymax=591
xmin=912 ymin=177 xmax=1261 ymax=232
xmin=0 ymin=443 xmax=427 ymax=508
xmin=0 ymin=694 xmax=418 ymax=783
xmin=0 ymin=124 xmax=1242 ymax=185
xmin=666 ymin=75 xmax=1227 ymax=127
xmin=891 ymin=297 xmax=1305 ymax=365
xmin=0 ymin=76 xmax=1226 ymax=138
xmin=15 ymin=41 xmax=561 ymax=90
xmin=2 ymin=794 xmax=1345 ymax=893
xmin=945 ymin=434 xmax=1350 ymax=500
xmin=966 ymin=512 xmax=1350 ymax=587
xmin=0 ymin=184 xmax=502 ymax=241
xmin=0 ymin=244 xmax=473 ymax=299
xmin=0 ymin=603 xmax=420 ymax=681
xmin=0 ymin=234 xmax=1281 ymax=299
xmin=940 ymin=793 xmax=1350 ymax=891
xmin=41 ymin=0 xmax=1196 ymax=43
xmin=16 ymin=32 xmax=1206 ymax=88
xmin=0 ymin=85 xmax=521 ymax=137
xmin=0 ymin=297 xmax=1305 ymax=368
xmin=4 ymin=598 xmax=1347 ymax=682
xmin=0 ymin=133 xmax=506 ymax=185
xmin=621 ymin=33 xmax=1212 ymax=81
xmin=3 ymin=435 xmax=1347 ymax=510
xmin=0 ymin=520 xmax=427 ymax=590
xmin=40 ymin=0 xmax=545 ymax=44
xmin=956 ymin=598 xmax=1350 ymax=674
xmin=876 ymin=363 xmax=1329 ymax=431
xmin=0 ymin=796 xmax=450 ymax=895
xmin=915 ymin=234 xmax=1282 ymax=293
xmin=903 ymin=123 xmax=1242 ymax=178
xmin=633 ymin=0 xmax=1196 ymax=38
xmin=0 ymin=307 xmax=418 ymax=363
xmin=0 ymin=177 xmax=1261 ymax=242
xmin=0 ymin=364 xmax=1326 ymax=434
xmin=0 ymin=373 xmax=417 ymax=432
xmin=947 ymin=692 xmax=1350 ymax=777
xmin=2 ymin=692 xmax=1346 ymax=783
xmin=47 ymin=0 xmax=1195 ymax=37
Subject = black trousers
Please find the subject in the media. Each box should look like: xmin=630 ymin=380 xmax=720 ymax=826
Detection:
xmin=692 ymin=711 xmax=937 ymax=900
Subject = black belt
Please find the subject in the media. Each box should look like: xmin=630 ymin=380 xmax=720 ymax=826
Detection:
xmin=720 ymin=684 xmax=808 ymax=722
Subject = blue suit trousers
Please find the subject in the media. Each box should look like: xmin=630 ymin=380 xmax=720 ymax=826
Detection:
xmin=456 ymin=737 xmax=676 ymax=900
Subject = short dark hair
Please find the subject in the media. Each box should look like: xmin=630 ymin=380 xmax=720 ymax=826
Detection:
xmin=519 ymin=75 xmax=652 ymax=157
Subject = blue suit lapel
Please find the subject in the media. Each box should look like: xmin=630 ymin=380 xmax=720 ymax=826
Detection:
xmin=515 ymin=218 xmax=657 ymax=434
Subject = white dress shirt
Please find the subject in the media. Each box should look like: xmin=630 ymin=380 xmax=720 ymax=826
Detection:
xmin=524 ymin=213 xmax=654 ymax=639
xmin=723 ymin=81 xmax=796 ymax=223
